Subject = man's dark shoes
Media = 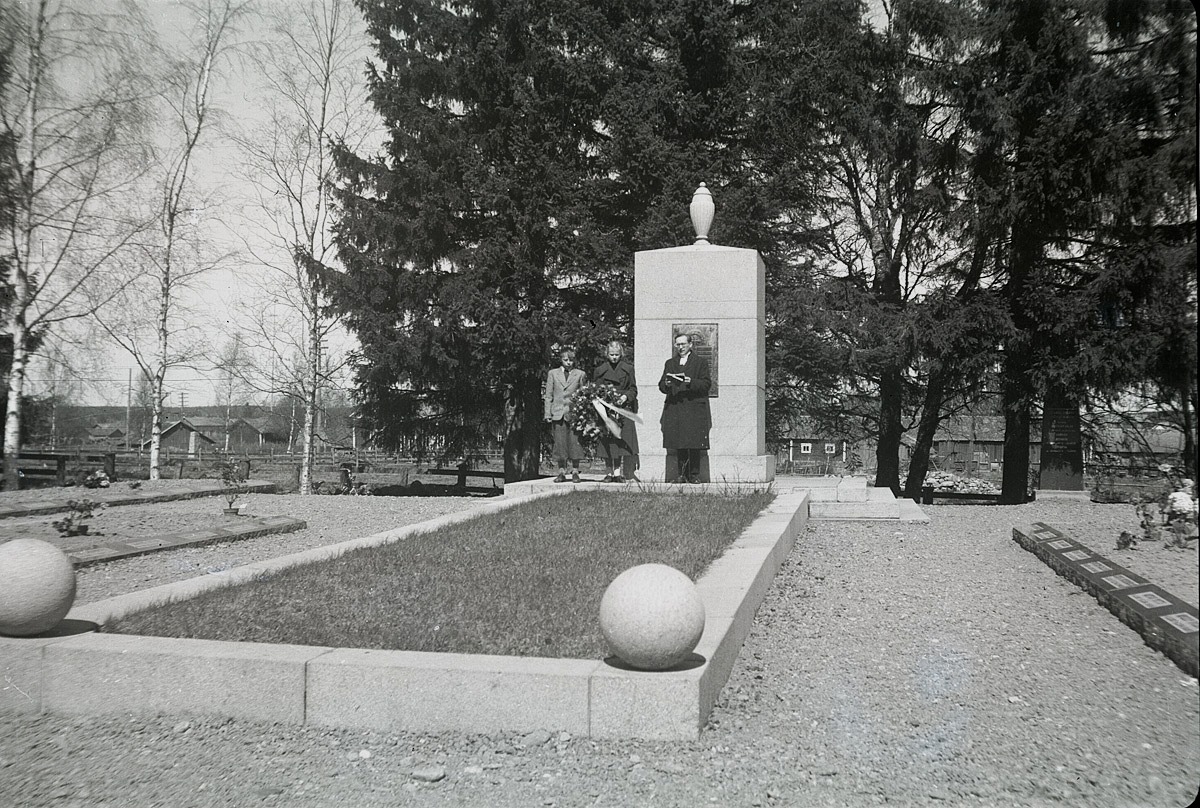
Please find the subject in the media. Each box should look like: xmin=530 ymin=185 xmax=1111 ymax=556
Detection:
xmin=554 ymin=473 xmax=567 ymax=483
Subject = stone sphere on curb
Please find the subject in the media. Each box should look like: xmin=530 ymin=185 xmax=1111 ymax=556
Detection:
xmin=599 ymin=563 xmax=705 ymax=671
xmin=0 ymin=539 xmax=77 ymax=637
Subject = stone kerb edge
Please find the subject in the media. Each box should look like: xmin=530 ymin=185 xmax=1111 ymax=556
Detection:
xmin=0 ymin=481 xmax=279 ymax=520
xmin=7 ymin=489 xmax=570 ymax=717
xmin=8 ymin=486 xmax=808 ymax=740
xmin=1013 ymin=523 xmax=1199 ymax=678
xmin=582 ymin=488 xmax=808 ymax=739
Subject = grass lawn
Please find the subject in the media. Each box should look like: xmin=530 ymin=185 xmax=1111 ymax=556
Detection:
xmin=105 ymin=489 xmax=775 ymax=659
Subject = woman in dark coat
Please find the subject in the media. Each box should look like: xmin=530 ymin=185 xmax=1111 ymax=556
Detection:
xmin=593 ymin=340 xmax=640 ymax=482
xmin=658 ymin=333 xmax=711 ymax=483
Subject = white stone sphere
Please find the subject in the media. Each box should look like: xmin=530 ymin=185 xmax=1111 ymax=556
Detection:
xmin=599 ymin=563 xmax=706 ymax=670
xmin=0 ymin=539 xmax=77 ymax=637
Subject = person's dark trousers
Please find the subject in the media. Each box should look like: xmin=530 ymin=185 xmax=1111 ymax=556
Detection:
xmin=677 ymin=449 xmax=706 ymax=483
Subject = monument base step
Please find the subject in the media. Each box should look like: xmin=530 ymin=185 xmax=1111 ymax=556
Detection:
xmin=836 ymin=476 xmax=869 ymax=502
xmin=1036 ymin=489 xmax=1091 ymax=501
xmin=809 ymin=494 xmax=898 ymax=520
xmin=789 ymin=481 xmax=930 ymax=522
xmin=786 ymin=476 xmax=868 ymax=502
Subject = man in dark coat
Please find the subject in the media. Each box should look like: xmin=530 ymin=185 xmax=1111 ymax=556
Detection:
xmin=658 ymin=333 xmax=711 ymax=483
xmin=593 ymin=340 xmax=640 ymax=482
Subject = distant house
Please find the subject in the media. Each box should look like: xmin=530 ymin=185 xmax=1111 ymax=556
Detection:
xmin=1087 ymin=421 xmax=1185 ymax=470
xmin=769 ymin=418 xmax=850 ymax=472
xmin=241 ymin=417 xmax=290 ymax=450
xmin=142 ymin=418 xmax=219 ymax=456
xmin=87 ymin=422 xmax=125 ymax=445
xmin=183 ymin=416 xmax=277 ymax=452
xmin=916 ymin=414 xmax=1042 ymax=472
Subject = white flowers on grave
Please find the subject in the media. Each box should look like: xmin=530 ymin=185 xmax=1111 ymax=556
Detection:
xmin=1166 ymin=490 xmax=1194 ymax=517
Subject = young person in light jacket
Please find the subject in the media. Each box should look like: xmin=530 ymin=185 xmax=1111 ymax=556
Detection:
xmin=543 ymin=346 xmax=587 ymax=483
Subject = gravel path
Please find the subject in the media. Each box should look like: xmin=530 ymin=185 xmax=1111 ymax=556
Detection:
xmin=1 ymin=496 xmax=1198 ymax=807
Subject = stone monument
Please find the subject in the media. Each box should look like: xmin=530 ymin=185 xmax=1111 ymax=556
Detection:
xmin=633 ymin=184 xmax=775 ymax=483
xmin=1039 ymin=386 xmax=1084 ymax=491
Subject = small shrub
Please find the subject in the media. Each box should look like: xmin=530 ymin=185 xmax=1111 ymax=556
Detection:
xmin=217 ymin=458 xmax=247 ymax=509
xmin=51 ymin=499 xmax=107 ymax=537
xmin=1116 ymin=530 xmax=1138 ymax=551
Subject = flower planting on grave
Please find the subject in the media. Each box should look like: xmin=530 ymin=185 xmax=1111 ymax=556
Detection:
xmin=105 ymin=489 xmax=774 ymax=659
xmin=50 ymin=499 xmax=107 ymax=537
xmin=1117 ymin=471 xmax=1198 ymax=551
xmin=217 ymin=457 xmax=247 ymax=512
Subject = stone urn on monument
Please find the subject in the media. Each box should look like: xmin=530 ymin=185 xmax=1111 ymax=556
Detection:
xmin=632 ymin=184 xmax=775 ymax=483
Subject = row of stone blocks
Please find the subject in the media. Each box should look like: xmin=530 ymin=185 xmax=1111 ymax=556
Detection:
xmin=1012 ymin=523 xmax=1199 ymax=678
xmin=1 ymin=488 xmax=809 ymax=740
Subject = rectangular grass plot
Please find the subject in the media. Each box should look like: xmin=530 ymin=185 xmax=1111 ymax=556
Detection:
xmin=102 ymin=490 xmax=776 ymax=660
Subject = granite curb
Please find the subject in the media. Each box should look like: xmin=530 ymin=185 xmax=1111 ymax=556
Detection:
xmin=0 ymin=481 xmax=278 ymax=520
xmin=1013 ymin=522 xmax=1199 ymax=678
xmin=65 ymin=516 xmax=308 ymax=567
xmin=3 ymin=487 xmax=807 ymax=739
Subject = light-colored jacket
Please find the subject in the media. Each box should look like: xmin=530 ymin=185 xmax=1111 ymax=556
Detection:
xmin=544 ymin=366 xmax=587 ymax=420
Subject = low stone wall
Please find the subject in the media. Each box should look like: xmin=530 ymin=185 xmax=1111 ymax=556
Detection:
xmin=1013 ymin=523 xmax=1198 ymax=678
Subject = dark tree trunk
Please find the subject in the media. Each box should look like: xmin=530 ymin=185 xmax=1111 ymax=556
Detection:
xmin=503 ymin=380 xmax=542 ymax=483
xmin=1182 ymin=366 xmax=1197 ymax=480
xmin=874 ymin=364 xmax=903 ymax=493
xmin=1000 ymin=207 xmax=1041 ymax=504
xmin=1000 ymin=358 xmax=1033 ymax=504
xmin=903 ymin=367 xmax=950 ymax=499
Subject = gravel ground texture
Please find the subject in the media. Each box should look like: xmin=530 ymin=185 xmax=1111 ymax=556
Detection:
xmin=1 ymin=492 xmax=1198 ymax=808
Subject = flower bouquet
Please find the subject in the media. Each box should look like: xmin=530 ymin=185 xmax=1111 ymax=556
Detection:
xmin=566 ymin=382 xmax=625 ymax=442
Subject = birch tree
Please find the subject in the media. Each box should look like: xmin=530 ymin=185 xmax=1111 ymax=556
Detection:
xmin=213 ymin=332 xmax=253 ymax=450
xmin=94 ymin=0 xmax=251 ymax=479
xmin=232 ymin=0 xmax=375 ymax=493
xmin=1 ymin=0 xmax=154 ymax=488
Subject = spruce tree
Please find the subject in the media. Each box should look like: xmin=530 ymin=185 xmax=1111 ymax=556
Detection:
xmin=325 ymin=0 xmax=825 ymax=479
xmin=953 ymin=0 xmax=1196 ymax=501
